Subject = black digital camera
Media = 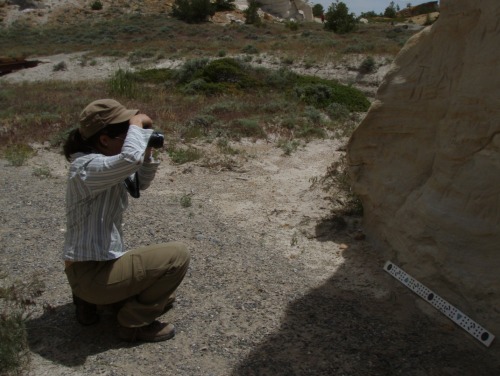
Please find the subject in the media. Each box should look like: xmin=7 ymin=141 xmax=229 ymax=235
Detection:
xmin=148 ymin=131 xmax=164 ymax=148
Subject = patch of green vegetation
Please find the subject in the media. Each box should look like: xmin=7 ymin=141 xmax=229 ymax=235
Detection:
xmin=293 ymin=77 xmax=370 ymax=112
xmin=180 ymin=194 xmax=192 ymax=208
xmin=168 ymin=144 xmax=204 ymax=164
xmin=226 ymin=118 xmax=266 ymax=140
xmin=216 ymin=138 xmax=239 ymax=155
xmin=4 ymin=144 xmax=35 ymax=166
xmin=108 ymin=69 xmax=138 ymax=98
xmin=277 ymin=139 xmax=300 ymax=156
xmin=0 ymin=273 xmax=44 ymax=374
xmin=32 ymin=165 xmax=52 ymax=178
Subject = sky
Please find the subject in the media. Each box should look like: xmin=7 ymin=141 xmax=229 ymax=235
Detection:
xmin=310 ymin=0 xmax=423 ymax=16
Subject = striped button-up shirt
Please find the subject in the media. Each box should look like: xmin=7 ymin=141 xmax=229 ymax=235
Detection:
xmin=63 ymin=125 xmax=159 ymax=261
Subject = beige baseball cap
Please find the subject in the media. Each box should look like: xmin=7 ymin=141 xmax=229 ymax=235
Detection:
xmin=79 ymin=99 xmax=139 ymax=139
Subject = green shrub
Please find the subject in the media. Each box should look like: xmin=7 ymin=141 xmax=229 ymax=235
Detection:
xmin=241 ymin=44 xmax=259 ymax=54
xmin=281 ymin=56 xmax=294 ymax=65
xmin=0 ymin=273 xmax=44 ymax=374
xmin=172 ymin=0 xmax=215 ymax=23
xmin=183 ymin=115 xmax=218 ymax=138
xmin=359 ymin=56 xmax=376 ymax=73
xmin=244 ymin=0 xmax=262 ymax=25
xmin=33 ymin=165 xmax=52 ymax=178
xmin=318 ymin=155 xmax=363 ymax=216
xmin=90 ymin=0 xmax=103 ymax=11
xmin=52 ymin=61 xmax=67 ymax=71
xmin=168 ymin=145 xmax=204 ymax=164
xmin=4 ymin=144 xmax=35 ymax=166
xmin=296 ymin=125 xmax=326 ymax=140
xmin=303 ymin=105 xmax=322 ymax=125
xmin=265 ymin=68 xmax=298 ymax=89
xmin=277 ymin=139 xmax=300 ymax=156
xmin=201 ymin=58 xmax=254 ymax=88
xmin=213 ymin=0 xmax=235 ymax=11
xmin=312 ymin=4 xmax=324 ymax=18
xmin=217 ymin=138 xmax=239 ymax=155
xmin=384 ymin=1 xmax=397 ymax=18
xmin=285 ymin=20 xmax=299 ymax=31
xmin=279 ymin=116 xmax=299 ymax=130
xmin=324 ymin=1 xmax=356 ymax=34
xmin=180 ymin=194 xmax=192 ymax=207
xmin=325 ymin=102 xmax=350 ymax=121
xmin=228 ymin=118 xmax=266 ymax=139
xmin=0 ymin=312 xmax=27 ymax=374
xmin=175 ymin=58 xmax=209 ymax=84
xmin=293 ymin=77 xmax=370 ymax=112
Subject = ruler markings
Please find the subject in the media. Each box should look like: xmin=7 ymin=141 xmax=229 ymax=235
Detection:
xmin=384 ymin=261 xmax=495 ymax=347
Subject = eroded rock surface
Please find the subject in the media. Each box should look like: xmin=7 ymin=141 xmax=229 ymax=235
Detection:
xmin=348 ymin=0 xmax=500 ymax=339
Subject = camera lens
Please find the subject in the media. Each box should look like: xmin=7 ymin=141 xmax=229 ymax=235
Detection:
xmin=148 ymin=131 xmax=164 ymax=148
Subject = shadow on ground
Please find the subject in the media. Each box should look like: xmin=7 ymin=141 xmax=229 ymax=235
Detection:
xmin=232 ymin=218 xmax=500 ymax=376
xmin=27 ymin=303 xmax=136 ymax=366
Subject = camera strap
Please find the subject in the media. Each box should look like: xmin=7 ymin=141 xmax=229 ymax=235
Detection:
xmin=124 ymin=172 xmax=140 ymax=198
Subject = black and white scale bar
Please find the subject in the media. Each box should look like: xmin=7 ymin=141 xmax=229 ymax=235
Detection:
xmin=384 ymin=261 xmax=495 ymax=347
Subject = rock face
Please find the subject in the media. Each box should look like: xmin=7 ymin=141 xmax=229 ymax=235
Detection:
xmin=348 ymin=0 xmax=500 ymax=340
xmin=258 ymin=0 xmax=313 ymax=21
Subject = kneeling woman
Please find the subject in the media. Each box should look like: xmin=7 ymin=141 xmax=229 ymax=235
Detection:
xmin=62 ymin=99 xmax=190 ymax=342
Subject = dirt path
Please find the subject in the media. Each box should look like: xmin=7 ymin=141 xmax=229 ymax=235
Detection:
xmin=1 ymin=138 xmax=499 ymax=375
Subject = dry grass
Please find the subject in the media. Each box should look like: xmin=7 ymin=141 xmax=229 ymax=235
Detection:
xmin=0 ymin=14 xmax=411 ymax=61
xmin=0 ymin=14 xmax=418 ymax=154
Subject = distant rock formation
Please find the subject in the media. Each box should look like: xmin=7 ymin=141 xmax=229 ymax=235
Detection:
xmin=348 ymin=0 xmax=500 ymax=340
xmin=397 ymin=1 xmax=439 ymax=17
xmin=257 ymin=0 xmax=313 ymax=21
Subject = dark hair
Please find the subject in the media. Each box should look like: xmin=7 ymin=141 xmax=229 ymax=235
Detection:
xmin=63 ymin=121 xmax=130 ymax=161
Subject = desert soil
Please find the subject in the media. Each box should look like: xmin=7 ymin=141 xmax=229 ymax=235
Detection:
xmin=0 ymin=7 xmax=498 ymax=371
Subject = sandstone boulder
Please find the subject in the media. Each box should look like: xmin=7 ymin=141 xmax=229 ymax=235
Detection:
xmin=258 ymin=0 xmax=313 ymax=21
xmin=348 ymin=0 xmax=500 ymax=341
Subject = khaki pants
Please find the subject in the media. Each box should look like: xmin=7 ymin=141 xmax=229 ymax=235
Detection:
xmin=65 ymin=242 xmax=190 ymax=328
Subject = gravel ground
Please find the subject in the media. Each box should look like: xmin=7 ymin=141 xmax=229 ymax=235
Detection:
xmin=1 ymin=139 xmax=499 ymax=376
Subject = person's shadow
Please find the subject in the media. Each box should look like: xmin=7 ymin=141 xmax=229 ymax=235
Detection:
xmin=231 ymin=216 xmax=500 ymax=376
xmin=27 ymin=303 xmax=137 ymax=366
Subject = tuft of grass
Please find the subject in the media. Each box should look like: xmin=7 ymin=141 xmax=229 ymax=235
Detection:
xmin=313 ymin=154 xmax=363 ymax=216
xmin=216 ymin=138 xmax=239 ymax=155
xmin=180 ymin=194 xmax=192 ymax=208
xmin=32 ymin=165 xmax=52 ymax=179
xmin=52 ymin=61 xmax=67 ymax=71
xmin=277 ymin=139 xmax=300 ymax=156
xmin=227 ymin=118 xmax=266 ymax=140
xmin=90 ymin=0 xmax=103 ymax=10
xmin=168 ymin=145 xmax=204 ymax=164
xmin=359 ymin=56 xmax=376 ymax=74
xmin=0 ymin=273 xmax=45 ymax=375
xmin=293 ymin=77 xmax=370 ymax=112
xmin=108 ymin=69 xmax=138 ymax=98
xmin=4 ymin=144 xmax=35 ymax=166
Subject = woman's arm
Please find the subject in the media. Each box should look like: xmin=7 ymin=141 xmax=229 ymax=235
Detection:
xmin=138 ymin=151 xmax=160 ymax=190
xmin=69 ymin=125 xmax=154 ymax=196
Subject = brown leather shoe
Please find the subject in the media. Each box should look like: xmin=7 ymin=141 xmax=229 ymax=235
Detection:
xmin=118 ymin=321 xmax=175 ymax=342
xmin=73 ymin=294 xmax=99 ymax=326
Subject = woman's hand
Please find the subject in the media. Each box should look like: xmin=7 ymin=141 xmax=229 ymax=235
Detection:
xmin=129 ymin=114 xmax=153 ymax=129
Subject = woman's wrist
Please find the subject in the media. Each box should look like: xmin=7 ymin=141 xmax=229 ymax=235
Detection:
xmin=144 ymin=147 xmax=154 ymax=163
